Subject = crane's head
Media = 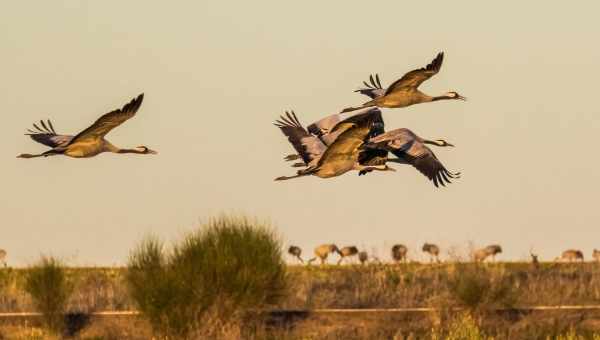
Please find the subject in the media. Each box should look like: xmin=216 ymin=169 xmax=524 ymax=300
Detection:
xmin=445 ymin=91 xmax=467 ymax=101
xmin=433 ymin=139 xmax=454 ymax=147
xmin=136 ymin=146 xmax=158 ymax=155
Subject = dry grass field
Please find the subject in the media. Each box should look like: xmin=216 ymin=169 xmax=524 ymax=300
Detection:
xmin=1 ymin=262 xmax=600 ymax=339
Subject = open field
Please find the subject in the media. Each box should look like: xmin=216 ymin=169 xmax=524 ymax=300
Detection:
xmin=1 ymin=262 xmax=600 ymax=338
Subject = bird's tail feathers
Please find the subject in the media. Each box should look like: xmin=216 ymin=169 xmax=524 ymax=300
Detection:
xmin=354 ymin=89 xmax=382 ymax=99
xmin=284 ymin=154 xmax=301 ymax=161
xmin=354 ymin=74 xmax=384 ymax=99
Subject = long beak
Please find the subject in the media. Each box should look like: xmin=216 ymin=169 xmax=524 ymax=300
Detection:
xmin=447 ymin=143 xmax=455 ymax=147
xmin=147 ymin=149 xmax=158 ymax=155
xmin=458 ymin=95 xmax=467 ymax=101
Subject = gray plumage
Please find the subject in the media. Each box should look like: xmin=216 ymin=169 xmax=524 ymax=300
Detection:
xmin=337 ymin=246 xmax=359 ymax=265
xmin=422 ymin=243 xmax=440 ymax=262
xmin=365 ymin=128 xmax=460 ymax=187
xmin=343 ymin=52 xmax=466 ymax=112
xmin=354 ymin=74 xmax=386 ymax=99
xmin=274 ymin=111 xmax=326 ymax=169
xmin=288 ymin=246 xmax=303 ymax=263
xmin=18 ymin=94 xmax=157 ymax=159
xmin=358 ymin=251 xmax=368 ymax=265
xmin=280 ymin=107 xmax=386 ymax=168
xmin=391 ymin=244 xmax=408 ymax=263
xmin=274 ymin=110 xmax=395 ymax=181
xmin=25 ymin=120 xmax=73 ymax=148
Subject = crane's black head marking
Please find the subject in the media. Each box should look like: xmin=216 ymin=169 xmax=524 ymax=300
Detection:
xmin=434 ymin=139 xmax=454 ymax=147
xmin=446 ymin=91 xmax=466 ymax=101
xmin=137 ymin=146 xmax=158 ymax=154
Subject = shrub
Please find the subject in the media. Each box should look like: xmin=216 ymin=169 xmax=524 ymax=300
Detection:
xmin=447 ymin=263 xmax=518 ymax=312
xmin=126 ymin=214 xmax=287 ymax=338
xmin=23 ymin=256 xmax=73 ymax=334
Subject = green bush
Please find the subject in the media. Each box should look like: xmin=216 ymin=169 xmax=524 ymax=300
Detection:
xmin=448 ymin=263 xmax=518 ymax=311
xmin=126 ymin=214 xmax=287 ymax=338
xmin=23 ymin=256 xmax=73 ymax=334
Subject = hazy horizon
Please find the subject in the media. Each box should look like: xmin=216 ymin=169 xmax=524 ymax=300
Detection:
xmin=2 ymin=1 xmax=599 ymax=266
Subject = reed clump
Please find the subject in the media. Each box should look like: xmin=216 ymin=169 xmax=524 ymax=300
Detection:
xmin=23 ymin=256 xmax=74 ymax=335
xmin=126 ymin=214 xmax=287 ymax=339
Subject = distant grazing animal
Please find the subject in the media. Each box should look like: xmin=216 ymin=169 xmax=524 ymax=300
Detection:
xmin=18 ymin=94 xmax=157 ymax=159
xmin=358 ymin=251 xmax=368 ymax=265
xmin=422 ymin=243 xmax=441 ymax=262
xmin=472 ymin=245 xmax=502 ymax=262
xmin=342 ymin=52 xmax=465 ymax=112
xmin=274 ymin=110 xmax=395 ymax=181
xmin=364 ymin=128 xmax=459 ymax=187
xmin=530 ymin=250 xmax=540 ymax=269
xmin=593 ymin=249 xmax=600 ymax=263
xmin=558 ymin=249 xmax=584 ymax=262
xmin=308 ymin=244 xmax=341 ymax=265
xmin=337 ymin=246 xmax=359 ymax=265
xmin=391 ymin=244 xmax=408 ymax=263
xmin=0 ymin=249 xmax=6 ymax=267
xmin=288 ymin=246 xmax=303 ymax=263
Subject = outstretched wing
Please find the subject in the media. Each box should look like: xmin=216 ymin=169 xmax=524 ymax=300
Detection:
xmin=354 ymin=74 xmax=386 ymax=99
xmin=25 ymin=120 xmax=73 ymax=147
xmin=317 ymin=115 xmax=373 ymax=167
xmin=368 ymin=128 xmax=459 ymax=187
xmin=367 ymin=128 xmax=417 ymax=151
xmin=307 ymin=114 xmax=342 ymax=140
xmin=384 ymin=52 xmax=444 ymax=95
xmin=353 ymin=109 xmax=387 ymax=176
xmin=274 ymin=111 xmax=326 ymax=165
xmin=68 ymin=93 xmax=144 ymax=145
xmin=392 ymin=143 xmax=459 ymax=188
xmin=308 ymin=107 xmax=383 ymax=146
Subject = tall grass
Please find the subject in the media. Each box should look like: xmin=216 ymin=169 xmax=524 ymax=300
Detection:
xmin=23 ymin=256 xmax=73 ymax=335
xmin=431 ymin=312 xmax=492 ymax=340
xmin=126 ymin=214 xmax=287 ymax=338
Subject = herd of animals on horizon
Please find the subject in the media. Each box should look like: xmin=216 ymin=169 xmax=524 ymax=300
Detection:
xmin=0 ymin=247 xmax=599 ymax=268
xmin=286 ymin=244 xmax=600 ymax=266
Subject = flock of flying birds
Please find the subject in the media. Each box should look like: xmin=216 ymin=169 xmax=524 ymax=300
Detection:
xmin=273 ymin=51 xmax=466 ymax=187
xmin=17 ymin=52 xmax=464 ymax=187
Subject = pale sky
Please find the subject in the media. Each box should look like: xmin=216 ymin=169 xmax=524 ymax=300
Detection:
xmin=2 ymin=1 xmax=599 ymax=265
